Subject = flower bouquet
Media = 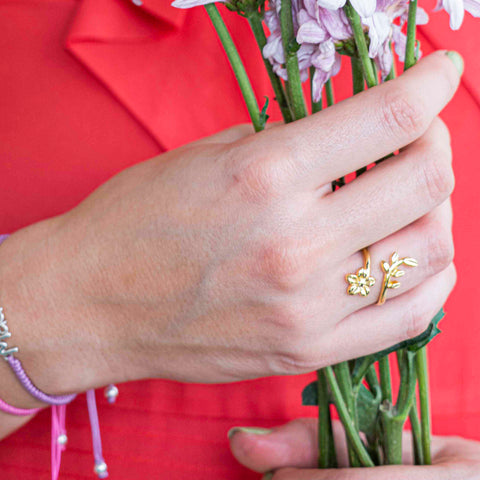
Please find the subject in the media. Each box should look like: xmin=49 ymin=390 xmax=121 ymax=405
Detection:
xmin=172 ymin=0 xmax=477 ymax=469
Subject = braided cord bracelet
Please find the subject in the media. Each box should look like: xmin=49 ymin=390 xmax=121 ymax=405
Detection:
xmin=0 ymin=397 xmax=41 ymax=416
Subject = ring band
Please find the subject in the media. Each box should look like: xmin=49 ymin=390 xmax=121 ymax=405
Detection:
xmin=346 ymin=248 xmax=376 ymax=297
xmin=377 ymin=252 xmax=418 ymax=305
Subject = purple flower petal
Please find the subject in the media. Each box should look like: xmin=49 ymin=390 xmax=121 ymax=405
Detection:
xmin=350 ymin=0 xmax=377 ymax=17
xmin=416 ymin=7 xmax=430 ymax=24
xmin=316 ymin=0 xmax=347 ymax=10
xmin=171 ymin=0 xmax=223 ymax=8
xmin=297 ymin=19 xmax=329 ymax=43
xmin=465 ymin=0 xmax=480 ymax=16
xmin=320 ymin=7 xmax=352 ymax=39
xmin=311 ymin=41 xmax=336 ymax=70
xmin=443 ymin=0 xmax=465 ymax=29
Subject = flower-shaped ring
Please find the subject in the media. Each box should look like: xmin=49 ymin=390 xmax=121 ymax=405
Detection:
xmin=346 ymin=248 xmax=376 ymax=297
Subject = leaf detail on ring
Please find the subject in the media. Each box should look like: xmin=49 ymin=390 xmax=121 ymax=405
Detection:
xmin=403 ymin=258 xmax=418 ymax=267
xmin=382 ymin=261 xmax=390 ymax=272
xmin=394 ymin=270 xmax=405 ymax=278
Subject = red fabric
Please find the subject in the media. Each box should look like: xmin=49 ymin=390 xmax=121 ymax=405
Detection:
xmin=0 ymin=1 xmax=479 ymax=478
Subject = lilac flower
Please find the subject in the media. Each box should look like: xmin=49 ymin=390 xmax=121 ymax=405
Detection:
xmin=363 ymin=0 xmax=428 ymax=78
xmin=263 ymin=0 xmax=311 ymax=82
xmin=171 ymin=0 xmax=220 ymax=7
xmin=435 ymin=0 xmax=480 ymax=30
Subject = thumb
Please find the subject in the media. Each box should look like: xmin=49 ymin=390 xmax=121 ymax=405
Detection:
xmin=228 ymin=418 xmax=322 ymax=473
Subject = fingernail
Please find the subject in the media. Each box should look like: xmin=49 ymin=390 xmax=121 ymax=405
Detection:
xmin=227 ymin=426 xmax=273 ymax=440
xmin=446 ymin=51 xmax=464 ymax=76
xmin=262 ymin=473 xmax=274 ymax=480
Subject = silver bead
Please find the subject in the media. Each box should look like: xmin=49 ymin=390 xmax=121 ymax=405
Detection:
xmin=132 ymin=0 xmax=143 ymax=5
xmin=57 ymin=434 xmax=68 ymax=446
xmin=94 ymin=461 xmax=108 ymax=476
xmin=104 ymin=385 xmax=119 ymax=404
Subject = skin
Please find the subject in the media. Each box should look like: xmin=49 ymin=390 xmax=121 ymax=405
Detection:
xmin=229 ymin=418 xmax=480 ymax=480
xmin=0 ymin=51 xmax=461 ymax=440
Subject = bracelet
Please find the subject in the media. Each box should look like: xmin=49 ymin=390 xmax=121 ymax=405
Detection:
xmin=0 ymin=396 xmax=41 ymax=416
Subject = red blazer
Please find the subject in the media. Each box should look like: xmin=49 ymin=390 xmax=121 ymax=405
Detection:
xmin=0 ymin=1 xmax=479 ymax=478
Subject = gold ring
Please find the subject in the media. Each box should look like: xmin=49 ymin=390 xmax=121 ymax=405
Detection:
xmin=346 ymin=248 xmax=376 ymax=297
xmin=377 ymin=252 xmax=418 ymax=305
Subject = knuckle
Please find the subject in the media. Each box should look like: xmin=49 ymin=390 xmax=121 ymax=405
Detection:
xmin=231 ymin=148 xmax=285 ymax=204
xmin=381 ymin=88 xmax=428 ymax=139
xmin=425 ymin=224 xmax=455 ymax=274
xmin=419 ymin=154 xmax=455 ymax=205
xmin=255 ymin=239 xmax=309 ymax=292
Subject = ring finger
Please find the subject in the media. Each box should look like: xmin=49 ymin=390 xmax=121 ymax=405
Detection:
xmin=333 ymin=199 xmax=453 ymax=315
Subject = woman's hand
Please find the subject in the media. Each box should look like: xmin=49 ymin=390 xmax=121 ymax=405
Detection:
xmin=229 ymin=417 xmax=480 ymax=479
xmin=0 ymin=51 xmax=462 ymax=405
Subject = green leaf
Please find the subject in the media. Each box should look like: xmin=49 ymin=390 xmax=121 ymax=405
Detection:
xmin=259 ymin=96 xmax=270 ymax=129
xmin=357 ymin=385 xmax=381 ymax=437
xmin=302 ymin=380 xmax=319 ymax=406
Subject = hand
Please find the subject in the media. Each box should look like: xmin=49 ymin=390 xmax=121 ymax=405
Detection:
xmin=229 ymin=417 xmax=480 ymax=479
xmin=0 ymin=51 xmax=461 ymax=402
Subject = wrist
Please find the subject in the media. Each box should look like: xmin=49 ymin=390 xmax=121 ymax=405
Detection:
xmin=0 ymin=217 xmax=129 ymax=406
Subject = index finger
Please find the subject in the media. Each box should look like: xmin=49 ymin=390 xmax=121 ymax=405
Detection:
xmin=257 ymin=50 xmax=463 ymax=189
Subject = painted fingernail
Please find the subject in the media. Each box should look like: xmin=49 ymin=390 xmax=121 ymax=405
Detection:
xmin=446 ymin=51 xmax=464 ymax=76
xmin=262 ymin=473 xmax=274 ymax=480
xmin=227 ymin=426 xmax=273 ymax=440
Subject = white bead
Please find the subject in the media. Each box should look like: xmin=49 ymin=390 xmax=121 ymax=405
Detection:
xmin=57 ymin=434 xmax=68 ymax=446
xmin=104 ymin=385 xmax=119 ymax=404
xmin=94 ymin=461 xmax=108 ymax=475
xmin=132 ymin=0 xmax=143 ymax=5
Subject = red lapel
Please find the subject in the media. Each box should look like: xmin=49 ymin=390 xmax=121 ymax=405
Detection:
xmin=65 ymin=0 xmax=269 ymax=151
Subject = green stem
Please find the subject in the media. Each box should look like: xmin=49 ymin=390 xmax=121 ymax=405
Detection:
xmin=248 ymin=13 xmax=293 ymax=123
xmin=385 ymin=42 xmax=397 ymax=81
xmin=325 ymin=79 xmax=335 ymax=107
xmin=334 ymin=363 xmax=360 ymax=467
xmin=343 ymin=2 xmax=377 ymax=88
xmin=409 ymin=401 xmax=424 ymax=465
xmin=325 ymin=366 xmax=374 ymax=467
xmin=396 ymin=351 xmax=417 ymax=419
xmin=380 ymin=409 xmax=404 ymax=465
xmin=404 ymin=0 xmax=418 ymax=71
xmin=416 ymin=347 xmax=432 ymax=464
xmin=351 ymin=56 xmax=365 ymax=95
xmin=205 ymin=4 xmax=263 ymax=132
xmin=317 ymin=369 xmax=337 ymax=468
xmin=378 ymin=356 xmax=392 ymax=403
xmin=279 ymin=0 xmax=307 ymax=120
xmin=310 ymin=67 xmax=323 ymax=114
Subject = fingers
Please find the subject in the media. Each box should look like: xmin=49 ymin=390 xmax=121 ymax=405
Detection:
xmin=324 ymin=117 xmax=453 ymax=257
xmin=328 ymin=264 xmax=456 ymax=362
xmin=270 ymin=465 xmax=447 ymax=480
xmin=337 ymin=200 xmax=453 ymax=315
xmin=249 ymin=50 xmax=461 ymax=189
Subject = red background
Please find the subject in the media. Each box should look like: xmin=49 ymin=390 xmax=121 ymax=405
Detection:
xmin=0 ymin=0 xmax=479 ymax=478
